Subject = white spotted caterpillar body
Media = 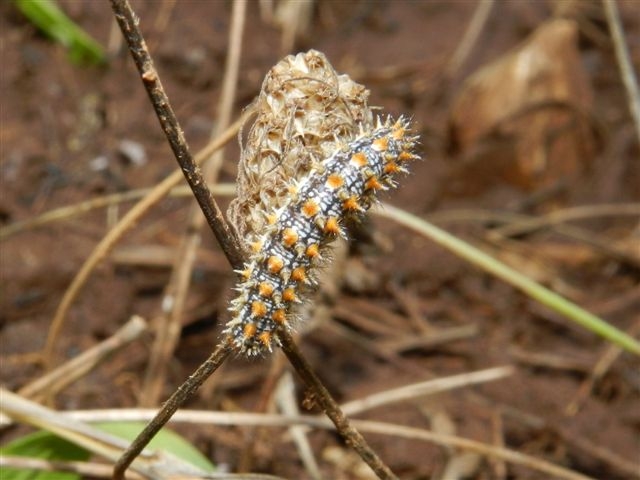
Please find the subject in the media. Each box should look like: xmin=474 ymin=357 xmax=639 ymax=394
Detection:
xmin=224 ymin=117 xmax=418 ymax=355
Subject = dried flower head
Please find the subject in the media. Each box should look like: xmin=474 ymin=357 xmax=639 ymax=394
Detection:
xmin=228 ymin=49 xmax=373 ymax=247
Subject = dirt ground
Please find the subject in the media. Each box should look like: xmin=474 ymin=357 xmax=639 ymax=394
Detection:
xmin=1 ymin=1 xmax=639 ymax=479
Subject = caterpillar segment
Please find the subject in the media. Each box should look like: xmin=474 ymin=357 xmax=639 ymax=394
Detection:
xmin=224 ymin=117 xmax=419 ymax=355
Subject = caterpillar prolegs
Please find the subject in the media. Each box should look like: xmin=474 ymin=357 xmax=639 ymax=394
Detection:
xmin=224 ymin=117 xmax=419 ymax=355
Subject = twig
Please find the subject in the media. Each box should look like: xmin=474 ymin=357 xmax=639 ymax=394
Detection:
xmin=602 ymin=0 xmax=640 ymax=146
xmin=443 ymin=0 xmax=495 ymax=78
xmin=43 ymin=117 xmax=243 ymax=369
xmin=0 ymin=184 xmax=235 ymax=240
xmin=113 ymin=343 xmax=233 ymax=479
xmin=109 ymin=0 xmax=244 ymax=270
xmin=140 ymin=0 xmax=247 ymax=408
xmin=19 ymin=316 xmax=147 ymax=402
xmin=277 ymin=328 xmax=398 ymax=480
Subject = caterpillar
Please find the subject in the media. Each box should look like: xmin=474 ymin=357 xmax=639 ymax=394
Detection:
xmin=224 ymin=116 xmax=419 ymax=355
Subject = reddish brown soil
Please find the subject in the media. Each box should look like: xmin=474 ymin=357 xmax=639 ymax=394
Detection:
xmin=1 ymin=1 xmax=639 ymax=479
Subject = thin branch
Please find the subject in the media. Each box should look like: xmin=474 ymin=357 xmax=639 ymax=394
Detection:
xmin=109 ymin=0 xmax=244 ymax=270
xmin=277 ymin=328 xmax=398 ymax=480
xmin=602 ymin=0 xmax=640 ymax=147
xmin=113 ymin=342 xmax=233 ymax=479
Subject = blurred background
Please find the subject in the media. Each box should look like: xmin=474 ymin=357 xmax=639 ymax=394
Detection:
xmin=1 ymin=1 xmax=639 ymax=479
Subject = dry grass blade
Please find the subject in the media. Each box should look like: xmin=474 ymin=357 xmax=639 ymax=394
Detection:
xmin=566 ymin=318 xmax=640 ymax=415
xmin=0 ymin=455 xmax=145 ymax=480
xmin=0 ymin=184 xmax=236 ymax=240
xmin=18 ymin=316 xmax=147 ymax=402
xmin=43 ymin=117 xmax=243 ymax=369
xmin=139 ymin=0 xmax=247 ymax=408
xmin=339 ymin=366 xmax=514 ymax=416
xmin=59 ymin=409 xmax=598 ymax=480
xmin=444 ymin=0 xmax=495 ymax=78
xmin=0 ymin=389 xmax=205 ymax=479
xmin=275 ymin=372 xmax=322 ymax=480
xmin=602 ymin=0 xmax=640 ymax=145
xmin=351 ymin=420 xmax=596 ymax=480
xmin=489 ymin=202 xmax=640 ymax=237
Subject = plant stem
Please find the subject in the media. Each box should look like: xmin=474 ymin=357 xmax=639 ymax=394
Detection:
xmin=277 ymin=329 xmax=399 ymax=480
xmin=112 ymin=343 xmax=233 ymax=479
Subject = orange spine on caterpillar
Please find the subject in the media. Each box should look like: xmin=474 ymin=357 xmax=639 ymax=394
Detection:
xmin=224 ymin=116 xmax=419 ymax=355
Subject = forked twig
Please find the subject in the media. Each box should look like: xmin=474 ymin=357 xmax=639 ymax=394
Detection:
xmin=109 ymin=0 xmax=398 ymax=478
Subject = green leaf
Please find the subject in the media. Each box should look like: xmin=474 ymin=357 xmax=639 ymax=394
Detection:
xmin=1 ymin=430 xmax=90 ymax=480
xmin=14 ymin=0 xmax=106 ymax=65
xmin=0 ymin=423 xmax=215 ymax=477
xmin=95 ymin=422 xmax=216 ymax=473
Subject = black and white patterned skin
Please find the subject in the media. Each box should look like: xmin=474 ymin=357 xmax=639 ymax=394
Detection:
xmin=224 ymin=117 xmax=418 ymax=355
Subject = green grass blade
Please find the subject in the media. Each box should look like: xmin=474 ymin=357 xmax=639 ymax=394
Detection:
xmin=14 ymin=0 xmax=105 ymax=65
xmin=95 ymin=422 xmax=216 ymax=473
xmin=377 ymin=203 xmax=640 ymax=356
xmin=1 ymin=430 xmax=90 ymax=480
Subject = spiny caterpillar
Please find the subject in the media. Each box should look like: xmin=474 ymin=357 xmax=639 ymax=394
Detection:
xmin=224 ymin=117 xmax=418 ymax=355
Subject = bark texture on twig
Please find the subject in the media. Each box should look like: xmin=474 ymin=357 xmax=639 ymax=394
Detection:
xmin=113 ymin=343 xmax=233 ymax=479
xmin=278 ymin=328 xmax=399 ymax=480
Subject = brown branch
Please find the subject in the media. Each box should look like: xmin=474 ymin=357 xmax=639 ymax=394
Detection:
xmin=109 ymin=0 xmax=244 ymax=271
xmin=112 ymin=342 xmax=233 ymax=479
xmin=277 ymin=328 xmax=399 ymax=480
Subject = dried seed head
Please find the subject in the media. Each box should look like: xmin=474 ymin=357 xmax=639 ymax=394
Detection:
xmin=228 ymin=50 xmax=373 ymax=247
